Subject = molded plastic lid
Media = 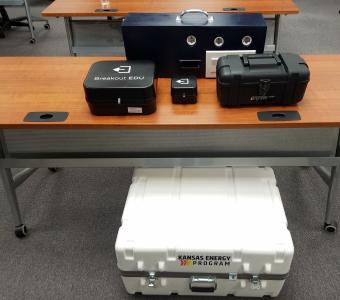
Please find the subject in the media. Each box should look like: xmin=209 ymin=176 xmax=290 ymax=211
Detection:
xmin=83 ymin=60 xmax=155 ymax=102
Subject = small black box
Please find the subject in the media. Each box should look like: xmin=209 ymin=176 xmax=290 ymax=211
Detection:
xmin=83 ymin=60 xmax=156 ymax=115
xmin=216 ymin=53 xmax=310 ymax=107
xmin=171 ymin=76 xmax=197 ymax=104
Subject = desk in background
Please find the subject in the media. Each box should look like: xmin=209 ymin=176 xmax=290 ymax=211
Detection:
xmin=42 ymin=0 xmax=299 ymax=56
xmin=0 ymin=55 xmax=339 ymax=237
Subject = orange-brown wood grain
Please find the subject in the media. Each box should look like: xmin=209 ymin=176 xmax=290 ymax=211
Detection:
xmin=0 ymin=55 xmax=339 ymax=129
xmin=42 ymin=0 xmax=299 ymax=17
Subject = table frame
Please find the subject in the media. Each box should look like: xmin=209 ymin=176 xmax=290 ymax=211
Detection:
xmin=1 ymin=127 xmax=339 ymax=238
xmin=64 ymin=16 xmax=126 ymax=56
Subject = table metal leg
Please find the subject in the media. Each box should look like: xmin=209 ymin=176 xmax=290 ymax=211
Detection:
xmin=64 ymin=17 xmax=76 ymax=56
xmin=314 ymin=166 xmax=331 ymax=186
xmin=13 ymin=168 xmax=37 ymax=188
xmin=324 ymin=165 xmax=340 ymax=233
xmin=273 ymin=14 xmax=281 ymax=53
xmin=23 ymin=0 xmax=36 ymax=42
xmin=0 ymin=168 xmax=28 ymax=238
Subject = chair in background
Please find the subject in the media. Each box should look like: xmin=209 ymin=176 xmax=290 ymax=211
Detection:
xmin=0 ymin=0 xmax=50 ymax=43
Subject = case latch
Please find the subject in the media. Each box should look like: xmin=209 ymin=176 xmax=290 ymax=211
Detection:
xmin=147 ymin=272 xmax=158 ymax=288
xmin=250 ymin=275 xmax=261 ymax=290
xmin=259 ymin=79 xmax=271 ymax=96
xmin=228 ymin=272 xmax=238 ymax=280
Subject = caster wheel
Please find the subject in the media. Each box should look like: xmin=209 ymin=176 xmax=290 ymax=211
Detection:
xmin=48 ymin=168 xmax=58 ymax=172
xmin=15 ymin=224 xmax=28 ymax=238
xmin=44 ymin=23 xmax=50 ymax=30
xmin=324 ymin=222 xmax=337 ymax=233
xmin=29 ymin=38 xmax=36 ymax=44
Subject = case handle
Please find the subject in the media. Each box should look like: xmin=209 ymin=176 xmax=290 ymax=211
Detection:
xmin=190 ymin=276 xmax=217 ymax=293
xmin=176 ymin=9 xmax=214 ymax=24
xmin=243 ymin=54 xmax=282 ymax=67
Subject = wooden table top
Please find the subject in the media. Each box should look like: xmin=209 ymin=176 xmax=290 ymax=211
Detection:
xmin=0 ymin=55 xmax=339 ymax=129
xmin=42 ymin=0 xmax=299 ymax=17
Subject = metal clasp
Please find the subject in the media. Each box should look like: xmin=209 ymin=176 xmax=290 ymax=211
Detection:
xmin=250 ymin=275 xmax=261 ymax=290
xmin=259 ymin=79 xmax=271 ymax=96
xmin=147 ymin=272 xmax=158 ymax=288
xmin=229 ymin=272 xmax=238 ymax=281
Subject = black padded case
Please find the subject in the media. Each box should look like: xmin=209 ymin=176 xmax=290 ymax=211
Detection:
xmin=83 ymin=60 xmax=156 ymax=115
xmin=216 ymin=53 xmax=310 ymax=107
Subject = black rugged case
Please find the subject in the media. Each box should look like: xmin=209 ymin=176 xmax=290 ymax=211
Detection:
xmin=216 ymin=53 xmax=310 ymax=107
xmin=83 ymin=60 xmax=156 ymax=115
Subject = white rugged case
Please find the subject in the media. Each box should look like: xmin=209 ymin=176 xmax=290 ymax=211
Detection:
xmin=115 ymin=167 xmax=294 ymax=297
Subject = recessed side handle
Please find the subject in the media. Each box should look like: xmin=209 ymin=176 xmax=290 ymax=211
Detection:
xmin=24 ymin=112 xmax=69 ymax=122
xmin=190 ymin=276 xmax=217 ymax=293
xmin=257 ymin=111 xmax=301 ymax=121
xmin=179 ymin=60 xmax=201 ymax=69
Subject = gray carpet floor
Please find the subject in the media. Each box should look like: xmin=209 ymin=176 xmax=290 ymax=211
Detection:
xmin=1 ymin=167 xmax=340 ymax=300
xmin=1 ymin=0 xmax=340 ymax=300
